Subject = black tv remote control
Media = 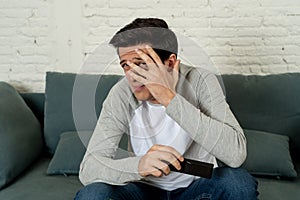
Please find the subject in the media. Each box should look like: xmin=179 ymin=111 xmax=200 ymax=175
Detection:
xmin=169 ymin=158 xmax=214 ymax=179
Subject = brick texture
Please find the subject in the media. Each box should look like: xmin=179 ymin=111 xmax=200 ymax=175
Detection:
xmin=0 ymin=0 xmax=300 ymax=92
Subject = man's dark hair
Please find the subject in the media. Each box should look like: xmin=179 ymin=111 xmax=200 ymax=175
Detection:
xmin=109 ymin=18 xmax=178 ymax=62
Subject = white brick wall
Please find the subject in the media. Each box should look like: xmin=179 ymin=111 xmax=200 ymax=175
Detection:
xmin=0 ymin=0 xmax=300 ymax=92
xmin=0 ymin=0 xmax=52 ymax=92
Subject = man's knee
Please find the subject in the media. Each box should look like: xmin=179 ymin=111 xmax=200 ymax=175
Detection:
xmin=213 ymin=167 xmax=258 ymax=199
xmin=74 ymin=182 xmax=114 ymax=200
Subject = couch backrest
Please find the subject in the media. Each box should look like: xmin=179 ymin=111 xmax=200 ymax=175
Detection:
xmin=44 ymin=72 xmax=123 ymax=154
xmin=20 ymin=73 xmax=123 ymax=154
xmin=20 ymin=93 xmax=45 ymax=127
xmin=222 ymin=73 xmax=300 ymax=161
xmin=21 ymin=73 xmax=300 ymax=161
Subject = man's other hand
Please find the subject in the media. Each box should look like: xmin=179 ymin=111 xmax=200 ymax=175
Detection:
xmin=138 ymin=144 xmax=184 ymax=177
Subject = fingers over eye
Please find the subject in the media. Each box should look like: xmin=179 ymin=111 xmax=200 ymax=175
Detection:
xmin=127 ymin=71 xmax=146 ymax=83
xmin=131 ymin=65 xmax=143 ymax=74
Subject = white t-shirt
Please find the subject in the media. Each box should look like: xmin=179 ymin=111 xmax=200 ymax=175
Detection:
xmin=129 ymin=101 xmax=198 ymax=191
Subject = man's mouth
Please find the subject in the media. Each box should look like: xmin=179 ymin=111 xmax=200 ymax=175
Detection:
xmin=132 ymin=85 xmax=145 ymax=92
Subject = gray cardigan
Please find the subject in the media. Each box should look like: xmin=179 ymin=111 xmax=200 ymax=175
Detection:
xmin=79 ymin=64 xmax=246 ymax=186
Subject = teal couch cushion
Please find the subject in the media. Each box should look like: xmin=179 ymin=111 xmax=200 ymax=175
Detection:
xmin=47 ymin=131 xmax=93 ymax=175
xmin=46 ymin=131 xmax=128 ymax=175
xmin=222 ymin=73 xmax=300 ymax=161
xmin=20 ymin=93 xmax=45 ymax=127
xmin=0 ymin=157 xmax=82 ymax=200
xmin=0 ymin=82 xmax=43 ymax=189
xmin=242 ymin=129 xmax=297 ymax=178
xmin=44 ymin=72 xmax=122 ymax=154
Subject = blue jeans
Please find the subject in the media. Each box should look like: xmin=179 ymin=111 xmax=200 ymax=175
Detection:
xmin=74 ymin=167 xmax=258 ymax=200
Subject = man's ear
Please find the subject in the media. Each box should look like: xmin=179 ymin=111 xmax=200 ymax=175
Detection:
xmin=164 ymin=54 xmax=177 ymax=67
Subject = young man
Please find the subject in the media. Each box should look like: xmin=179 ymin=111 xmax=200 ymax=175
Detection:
xmin=75 ymin=18 xmax=258 ymax=200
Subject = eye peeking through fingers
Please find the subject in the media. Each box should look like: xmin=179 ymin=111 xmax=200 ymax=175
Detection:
xmin=138 ymin=63 xmax=148 ymax=70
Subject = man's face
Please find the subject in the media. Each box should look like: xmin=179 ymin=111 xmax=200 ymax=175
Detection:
xmin=119 ymin=44 xmax=158 ymax=103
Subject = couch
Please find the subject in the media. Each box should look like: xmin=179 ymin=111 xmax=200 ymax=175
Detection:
xmin=0 ymin=71 xmax=299 ymax=200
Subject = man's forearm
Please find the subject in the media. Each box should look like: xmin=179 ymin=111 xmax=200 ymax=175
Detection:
xmin=165 ymin=69 xmax=247 ymax=167
xmin=166 ymin=94 xmax=246 ymax=167
xmin=79 ymin=152 xmax=142 ymax=185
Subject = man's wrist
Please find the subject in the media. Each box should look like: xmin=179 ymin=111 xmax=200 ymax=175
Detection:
xmin=161 ymin=89 xmax=176 ymax=107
